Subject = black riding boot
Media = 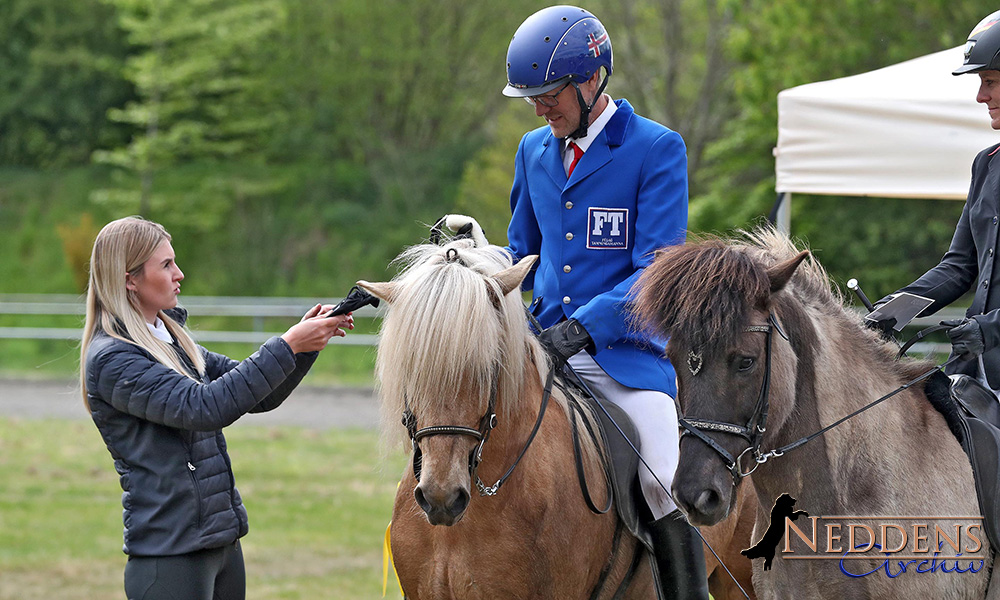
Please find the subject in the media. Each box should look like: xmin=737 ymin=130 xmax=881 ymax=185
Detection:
xmin=649 ymin=510 xmax=710 ymax=599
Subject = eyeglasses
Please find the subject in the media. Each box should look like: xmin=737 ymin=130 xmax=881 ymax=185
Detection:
xmin=523 ymin=81 xmax=572 ymax=107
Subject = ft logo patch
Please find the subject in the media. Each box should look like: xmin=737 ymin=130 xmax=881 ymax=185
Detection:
xmin=588 ymin=207 xmax=629 ymax=249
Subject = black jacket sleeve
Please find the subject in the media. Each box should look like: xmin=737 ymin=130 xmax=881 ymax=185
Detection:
xmin=89 ymin=336 xmax=299 ymax=431
xmin=201 ymin=343 xmax=318 ymax=414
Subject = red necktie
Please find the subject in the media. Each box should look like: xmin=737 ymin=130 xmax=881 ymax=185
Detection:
xmin=567 ymin=142 xmax=584 ymax=177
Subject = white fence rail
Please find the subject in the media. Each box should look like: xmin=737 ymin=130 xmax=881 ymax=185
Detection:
xmin=0 ymin=294 xmax=967 ymax=356
xmin=0 ymin=294 xmax=383 ymax=346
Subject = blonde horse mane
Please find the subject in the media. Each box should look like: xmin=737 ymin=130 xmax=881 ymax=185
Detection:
xmin=375 ymin=240 xmax=556 ymax=449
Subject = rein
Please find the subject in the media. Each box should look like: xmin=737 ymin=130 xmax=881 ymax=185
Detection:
xmin=757 ymin=354 xmax=959 ymax=466
xmin=477 ymin=368 xmax=554 ymax=496
xmin=678 ymin=314 xmax=958 ymax=485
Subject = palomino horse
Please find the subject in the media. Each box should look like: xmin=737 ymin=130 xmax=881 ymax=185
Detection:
xmin=360 ymin=240 xmax=753 ymax=600
xmin=632 ymin=228 xmax=995 ymax=599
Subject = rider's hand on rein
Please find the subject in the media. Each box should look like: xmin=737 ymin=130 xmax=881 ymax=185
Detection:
xmin=538 ymin=319 xmax=594 ymax=367
xmin=942 ymin=317 xmax=986 ymax=361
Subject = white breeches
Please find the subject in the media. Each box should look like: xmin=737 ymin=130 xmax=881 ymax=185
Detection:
xmin=567 ymin=351 xmax=680 ymax=520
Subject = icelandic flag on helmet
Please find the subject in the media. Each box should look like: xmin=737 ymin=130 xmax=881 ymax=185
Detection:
xmin=588 ymin=30 xmax=610 ymax=58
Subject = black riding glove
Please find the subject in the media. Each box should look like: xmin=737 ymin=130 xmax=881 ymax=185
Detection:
xmin=864 ymin=314 xmax=897 ymax=340
xmin=864 ymin=300 xmax=897 ymax=340
xmin=538 ymin=319 xmax=593 ymax=367
xmin=942 ymin=318 xmax=986 ymax=361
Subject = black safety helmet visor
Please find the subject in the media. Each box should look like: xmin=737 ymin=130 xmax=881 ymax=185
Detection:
xmin=955 ymin=10 xmax=1000 ymax=75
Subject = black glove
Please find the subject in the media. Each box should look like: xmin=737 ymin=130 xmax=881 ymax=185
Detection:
xmin=864 ymin=314 xmax=897 ymax=340
xmin=538 ymin=319 xmax=593 ymax=367
xmin=942 ymin=318 xmax=986 ymax=361
xmin=865 ymin=302 xmax=896 ymax=340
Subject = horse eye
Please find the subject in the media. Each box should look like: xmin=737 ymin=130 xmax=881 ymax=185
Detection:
xmin=737 ymin=356 xmax=755 ymax=372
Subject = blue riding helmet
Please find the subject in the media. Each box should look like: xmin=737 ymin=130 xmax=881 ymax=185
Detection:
xmin=502 ymin=5 xmax=613 ymax=98
xmin=955 ymin=10 xmax=1000 ymax=75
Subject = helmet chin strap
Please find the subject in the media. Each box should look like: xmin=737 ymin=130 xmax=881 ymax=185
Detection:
xmin=567 ymin=73 xmax=610 ymax=140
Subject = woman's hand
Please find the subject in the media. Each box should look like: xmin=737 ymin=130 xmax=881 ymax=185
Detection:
xmin=280 ymin=304 xmax=355 ymax=353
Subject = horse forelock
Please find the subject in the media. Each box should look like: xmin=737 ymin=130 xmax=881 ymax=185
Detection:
xmin=635 ymin=238 xmax=769 ymax=350
xmin=375 ymin=242 xmax=533 ymax=447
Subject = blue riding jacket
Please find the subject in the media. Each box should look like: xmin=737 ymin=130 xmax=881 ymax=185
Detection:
xmin=505 ymin=99 xmax=688 ymax=396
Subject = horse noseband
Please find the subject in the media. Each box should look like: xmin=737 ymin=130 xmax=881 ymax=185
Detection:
xmin=401 ymin=373 xmax=499 ymax=485
xmin=678 ymin=313 xmax=788 ymax=484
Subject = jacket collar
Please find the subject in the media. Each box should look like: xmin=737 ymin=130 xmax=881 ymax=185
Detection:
xmin=163 ymin=306 xmax=189 ymax=326
xmin=539 ymin=99 xmax=634 ymax=186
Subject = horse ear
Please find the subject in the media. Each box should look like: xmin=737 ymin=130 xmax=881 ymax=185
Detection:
xmin=766 ymin=250 xmax=809 ymax=294
xmin=356 ymin=280 xmax=399 ymax=304
xmin=493 ymin=255 xmax=538 ymax=296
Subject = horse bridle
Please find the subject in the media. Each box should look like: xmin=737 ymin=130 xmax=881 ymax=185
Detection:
xmin=401 ymin=365 xmax=499 ymax=486
xmin=401 ymin=366 xmax=555 ymax=497
xmin=677 ymin=313 xmax=788 ymax=483
xmin=676 ymin=311 xmax=955 ymax=488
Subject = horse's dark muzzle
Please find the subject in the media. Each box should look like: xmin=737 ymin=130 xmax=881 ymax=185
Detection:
xmin=414 ymin=484 xmax=470 ymax=526
xmin=673 ymin=443 xmax=735 ymax=527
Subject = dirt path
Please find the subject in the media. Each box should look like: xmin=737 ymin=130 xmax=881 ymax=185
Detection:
xmin=0 ymin=377 xmax=379 ymax=429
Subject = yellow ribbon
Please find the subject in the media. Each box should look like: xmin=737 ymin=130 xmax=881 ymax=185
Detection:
xmin=382 ymin=519 xmax=404 ymax=597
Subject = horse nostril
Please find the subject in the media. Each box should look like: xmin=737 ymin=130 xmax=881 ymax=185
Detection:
xmin=448 ymin=488 xmax=470 ymax=518
xmin=414 ymin=485 xmax=432 ymax=514
xmin=694 ymin=488 xmax=721 ymax=516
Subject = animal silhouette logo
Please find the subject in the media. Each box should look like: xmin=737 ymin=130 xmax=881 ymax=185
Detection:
xmin=741 ymin=493 xmax=810 ymax=571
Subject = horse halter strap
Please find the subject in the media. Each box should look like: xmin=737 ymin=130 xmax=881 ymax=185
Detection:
xmin=678 ymin=313 xmax=786 ymax=483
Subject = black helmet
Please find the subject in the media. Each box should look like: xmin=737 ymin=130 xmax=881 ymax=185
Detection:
xmin=955 ymin=10 xmax=1000 ymax=75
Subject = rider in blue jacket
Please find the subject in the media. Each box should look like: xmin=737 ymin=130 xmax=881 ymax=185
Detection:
xmin=500 ymin=6 xmax=706 ymax=598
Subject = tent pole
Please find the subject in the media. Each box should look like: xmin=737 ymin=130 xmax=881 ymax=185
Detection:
xmin=769 ymin=192 xmax=792 ymax=234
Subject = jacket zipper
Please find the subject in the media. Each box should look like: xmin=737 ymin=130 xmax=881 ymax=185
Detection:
xmin=186 ymin=459 xmax=203 ymax=528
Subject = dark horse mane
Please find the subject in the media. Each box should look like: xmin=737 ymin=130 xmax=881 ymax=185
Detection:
xmin=633 ymin=228 xmax=838 ymax=350
xmin=632 ymin=227 xmax=963 ymax=440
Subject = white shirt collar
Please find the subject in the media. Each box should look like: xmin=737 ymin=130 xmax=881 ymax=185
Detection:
xmin=147 ymin=316 xmax=173 ymax=343
xmin=565 ymin=94 xmax=617 ymax=155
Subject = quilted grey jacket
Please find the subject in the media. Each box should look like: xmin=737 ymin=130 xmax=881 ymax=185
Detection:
xmin=85 ymin=308 xmax=316 ymax=556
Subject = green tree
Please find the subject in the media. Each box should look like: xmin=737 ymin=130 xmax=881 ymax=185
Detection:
xmin=695 ymin=0 xmax=995 ymax=292
xmin=454 ymin=0 xmax=747 ymax=239
xmin=93 ymin=0 xmax=285 ymax=223
xmin=596 ymin=0 xmax=743 ymax=196
xmin=0 ymin=0 xmax=133 ymax=167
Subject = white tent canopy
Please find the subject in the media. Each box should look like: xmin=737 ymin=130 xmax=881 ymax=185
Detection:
xmin=775 ymin=46 xmax=998 ymax=201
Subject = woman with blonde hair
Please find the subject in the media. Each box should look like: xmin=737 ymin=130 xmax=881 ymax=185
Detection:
xmin=82 ymin=216 xmax=353 ymax=599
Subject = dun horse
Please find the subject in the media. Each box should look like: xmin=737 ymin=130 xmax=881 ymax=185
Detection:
xmin=632 ymin=228 xmax=995 ymax=599
xmin=360 ymin=240 xmax=751 ymax=600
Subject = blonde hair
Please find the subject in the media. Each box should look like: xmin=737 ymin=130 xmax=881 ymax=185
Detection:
xmin=81 ymin=216 xmax=206 ymax=411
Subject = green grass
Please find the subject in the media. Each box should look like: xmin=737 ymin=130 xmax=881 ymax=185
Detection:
xmin=0 ymin=417 xmax=408 ymax=600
